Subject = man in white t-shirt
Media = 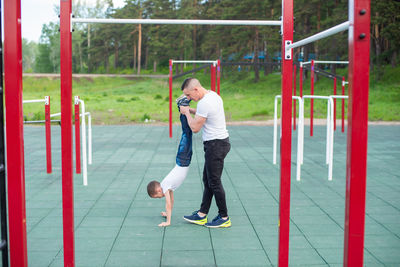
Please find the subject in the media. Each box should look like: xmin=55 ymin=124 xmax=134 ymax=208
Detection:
xmin=179 ymin=78 xmax=231 ymax=228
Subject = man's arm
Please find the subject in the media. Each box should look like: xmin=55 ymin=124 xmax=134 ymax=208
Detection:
xmin=180 ymin=106 xmax=206 ymax=133
xmin=159 ymin=190 xmax=172 ymax=227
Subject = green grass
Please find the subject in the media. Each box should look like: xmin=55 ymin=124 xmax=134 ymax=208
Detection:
xmin=21 ymin=65 xmax=400 ymax=124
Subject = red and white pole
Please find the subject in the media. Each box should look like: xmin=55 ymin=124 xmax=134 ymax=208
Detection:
xmin=279 ymin=0 xmax=293 ymax=265
xmin=293 ymin=64 xmax=297 ymax=130
xmin=74 ymin=96 xmax=81 ymax=174
xmin=217 ymin=59 xmax=221 ymax=95
xmin=343 ymin=1 xmax=370 ymax=266
xmin=60 ymin=0 xmax=76 ymax=265
xmin=45 ymin=96 xmax=52 ymax=173
xmin=342 ymin=76 xmax=346 ymax=132
xmin=333 ymin=77 xmax=337 ymax=131
xmin=4 ymin=0 xmax=28 ymax=265
xmin=310 ymin=59 xmax=314 ymax=136
xmin=169 ymin=59 xmax=173 ymax=138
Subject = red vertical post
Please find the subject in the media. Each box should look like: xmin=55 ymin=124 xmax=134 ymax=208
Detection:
xmin=342 ymin=76 xmax=346 ymax=132
xmin=333 ymin=77 xmax=337 ymax=131
xmin=293 ymin=64 xmax=297 ymax=130
xmin=217 ymin=59 xmax=221 ymax=95
xmin=279 ymin=0 xmax=293 ymax=266
xmin=60 ymin=0 xmax=75 ymax=265
xmin=74 ymin=97 xmax=81 ymax=174
xmin=310 ymin=59 xmax=314 ymax=136
xmin=45 ymin=96 xmax=52 ymax=173
xmin=4 ymin=0 xmax=28 ymax=265
xmin=343 ymin=1 xmax=370 ymax=266
xmin=169 ymin=59 xmax=173 ymax=138
xmin=299 ymin=65 xmax=303 ymax=97
xmin=211 ymin=64 xmax=216 ymax=92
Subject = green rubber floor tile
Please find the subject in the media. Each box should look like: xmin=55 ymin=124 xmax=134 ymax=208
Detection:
xmin=316 ymin=248 xmax=343 ymax=264
xmin=28 ymin=251 xmax=59 ymax=267
xmin=123 ymin=215 xmax=162 ymax=226
xmin=28 ymin=226 xmax=63 ymax=239
xmin=212 ymin=234 xmax=263 ymax=250
xmin=288 ymin=248 xmax=326 ymax=265
xmin=214 ymin=249 xmax=272 ymax=267
xmin=87 ymin=207 xmax=129 ymax=217
xmin=161 ymin=250 xmax=215 ymax=267
xmin=75 ymin=237 xmax=115 ymax=251
xmin=76 ymin=226 xmax=121 ymax=238
xmin=113 ymin=235 xmax=163 ymax=251
xmin=305 ymin=234 xmax=344 ymax=248
xmin=164 ymin=224 xmax=209 ymax=238
xmin=105 ymin=250 xmax=161 ymax=267
xmin=367 ymin=247 xmax=400 ymax=265
xmin=163 ymin=235 xmax=212 ymax=250
xmin=297 ymin=223 xmax=343 ymax=236
xmin=28 ymin=238 xmax=63 ymax=251
xmin=365 ymin=234 xmax=400 ymax=248
xmin=119 ymin=225 xmax=164 ymax=238
xmin=80 ymin=216 xmax=125 ymax=227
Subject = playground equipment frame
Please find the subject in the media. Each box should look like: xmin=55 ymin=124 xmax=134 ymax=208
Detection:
xmin=168 ymin=59 xmax=220 ymax=138
xmin=2 ymin=0 xmax=370 ymax=266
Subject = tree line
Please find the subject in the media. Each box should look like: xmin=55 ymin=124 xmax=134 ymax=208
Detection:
xmin=23 ymin=0 xmax=399 ymax=81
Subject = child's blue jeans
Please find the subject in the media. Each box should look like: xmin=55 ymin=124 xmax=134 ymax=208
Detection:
xmin=176 ymin=114 xmax=192 ymax=167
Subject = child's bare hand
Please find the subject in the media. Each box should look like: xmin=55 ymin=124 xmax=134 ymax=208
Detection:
xmin=158 ymin=222 xmax=170 ymax=227
xmin=161 ymin=211 xmax=167 ymax=217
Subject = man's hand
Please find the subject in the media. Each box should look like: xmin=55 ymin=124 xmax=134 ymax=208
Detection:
xmin=158 ymin=222 xmax=170 ymax=227
xmin=161 ymin=211 xmax=167 ymax=217
xmin=179 ymin=105 xmax=190 ymax=114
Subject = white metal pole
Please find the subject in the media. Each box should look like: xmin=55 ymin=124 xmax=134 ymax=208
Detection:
xmin=87 ymin=112 xmax=92 ymax=165
xmin=50 ymin=112 xmax=61 ymax=118
xmin=328 ymin=97 xmax=334 ymax=181
xmin=313 ymin=61 xmax=349 ymax=64
xmin=72 ymin=18 xmax=282 ymax=26
xmin=172 ymin=60 xmax=218 ymax=64
xmin=78 ymin=99 xmax=87 ymax=186
xmin=326 ymin=99 xmax=330 ymax=164
xmin=286 ymin=21 xmax=350 ymax=51
xmin=22 ymin=99 xmax=46 ymax=104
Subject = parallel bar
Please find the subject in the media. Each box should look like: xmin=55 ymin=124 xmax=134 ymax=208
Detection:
xmin=287 ymin=21 xmax=350 ymax=50
xmin=278 ymin=0 xmax=293 ymax=265
xmin=23 ymin=99 xmax=46 ymax=103
xmin=78 ymin=99 xmax=87 ymax=186
xmin=172 ymin=60 xmax=217 ymax=64
xmin=310 ymin=60 xmax=314 ymax=136
xmin=342 ymin=77 xmax=346 ymax=132
xmin=74 ymin=97 xmax=81 ymax=174
xmin=72 ymin=18 xmax=282 ymax=26
xmin=293 ymin=64 xmax=297 ymax=130
xmin=301 ymin=60 xmax=349 ymax=65
xmin=60 ymin=0 xmax=76 ymax=265
xmin=343 ymin=0 xmax=370 ymax=265
xmin=4 ymin=0 xmax=28 ymax=265
xmin=217 ymin=60 xmax=221 ymax=95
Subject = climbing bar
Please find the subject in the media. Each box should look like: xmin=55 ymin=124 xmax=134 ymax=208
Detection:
xmin=286 ymin=21 xmax=350 ymax=51
xmin=72 ymin=18 xmax=282 ymax=26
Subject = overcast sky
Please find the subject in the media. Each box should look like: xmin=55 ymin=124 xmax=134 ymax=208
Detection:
xmin=20 ymin=0 xmax=125 ymax=42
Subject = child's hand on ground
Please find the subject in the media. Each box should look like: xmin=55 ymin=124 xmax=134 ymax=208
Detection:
xmin=161 ymin=211 xmax=167 ymax=217
xmin=158 ymin=222 xmax=170 ymax=227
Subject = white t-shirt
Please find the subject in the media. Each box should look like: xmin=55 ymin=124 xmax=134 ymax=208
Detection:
xmin=196 ymin=91 xmax=229 ymax=141
xmin=160 ymin=165 xmax=189 ymax=193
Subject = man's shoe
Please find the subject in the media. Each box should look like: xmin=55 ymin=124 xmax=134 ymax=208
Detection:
xmin=204 ymin=214 xmax=231 ymax=228
xmin=183 ymin=210 xmax=207 ymax=225
xmin=176 ymin=94 xmax=191 ymax=111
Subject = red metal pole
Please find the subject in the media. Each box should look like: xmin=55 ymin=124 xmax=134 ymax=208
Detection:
xmin=60 ymin=0 xmax=75 ymax=265
xmin=169 ymin=59 xmax=173 ymax=138
xmin=45 ymin=96 xmax=52 ymax=174
xmin=342 ymin=76 xmax=346 ymax=132
xmin=300 ymin=65 xmax=303 ymax=97
xmin=343 ymin=1 xmax=370 ymax=266
xmin=278 ymin=0 xmax=293 ymax=265
xmin=74 ymin=97 xmax=81 ymax=174
xmin=4 ymin=0 xmax=28 ymax=265
xmin=333 ymin=77 xmax=337 ymax=131
xmin=217 ymin=59 xmax=221 ymax=95
xmin=293 ymin=64 xmax=297 ymax=130
xmin=211 ymin=64 xmax=216 ymax=91
xmin=310 ymin=59 xmax=314 ymax=136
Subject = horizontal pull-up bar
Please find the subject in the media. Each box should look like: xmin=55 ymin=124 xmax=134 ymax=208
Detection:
xmin=172 ymin=60 xmax=218 ymax=64
xmin=286 ymin=21 xmax=350 ymax=51
xmin=301 ymin=60 xmax=349 ymax=66
xmin=71 ymin=18 xmax=282 ymax=26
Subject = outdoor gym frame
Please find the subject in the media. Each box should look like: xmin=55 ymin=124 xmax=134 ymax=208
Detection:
xmin=3 ymin=0 xmax=370 ymax=267
xmin=168 ymin=59 xmax=221 ymax=138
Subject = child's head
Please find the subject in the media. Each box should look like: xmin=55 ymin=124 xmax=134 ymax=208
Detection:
xmin=147 ymin=180 xmax=164 ymax=198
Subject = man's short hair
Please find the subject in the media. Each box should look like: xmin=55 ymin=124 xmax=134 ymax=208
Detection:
xmin=181 ymin=77 xmax=201 ymax=91
xmin=147 ymin=180 xmax=160 ymax=197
